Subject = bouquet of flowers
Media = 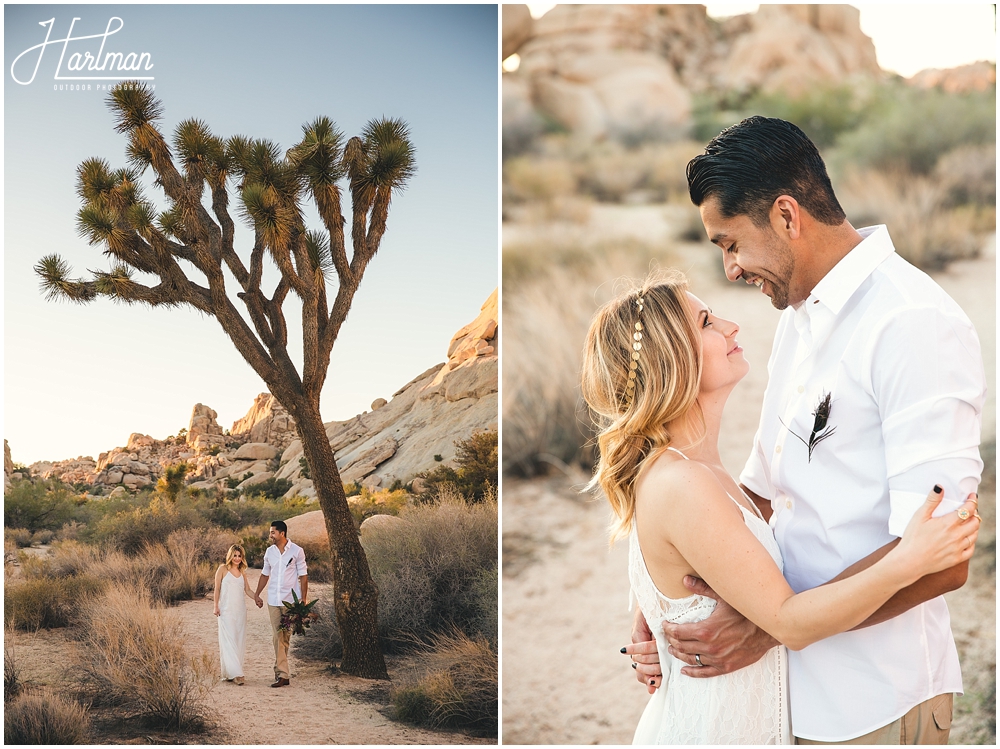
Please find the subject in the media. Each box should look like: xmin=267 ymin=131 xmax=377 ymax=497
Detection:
xmin=278 ymin=590 xmax=319 ymax=635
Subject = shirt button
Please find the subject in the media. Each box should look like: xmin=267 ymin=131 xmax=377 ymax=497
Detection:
xmin=786 ymin=500 xmax=792 ymax=509
xmin=797 ymin=385 xmax=805 ymax=393
xmin=775 ymin=445 xmax=782 ymax=454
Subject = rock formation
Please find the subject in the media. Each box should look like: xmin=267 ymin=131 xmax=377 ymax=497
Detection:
xmin=908 ymin=61 xmax=996 ymax=93
xmin=17 ymin=290 xmax=499 ymax=501
xmin=503 ymin=4 xmax=884 ymax=142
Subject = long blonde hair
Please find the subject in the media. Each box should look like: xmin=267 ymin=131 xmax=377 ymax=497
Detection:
xmin=581 ymin=271 xmax=704 ymax=542
xmin=225 ymin=544 xmax=248 ymax=572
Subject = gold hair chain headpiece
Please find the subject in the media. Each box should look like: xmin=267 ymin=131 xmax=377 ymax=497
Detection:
xmin=625 ymin=292 xmax=644 ymax=409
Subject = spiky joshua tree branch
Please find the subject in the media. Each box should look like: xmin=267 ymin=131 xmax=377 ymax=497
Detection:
xmin=35 ymin=82 xmax=416 ymax=679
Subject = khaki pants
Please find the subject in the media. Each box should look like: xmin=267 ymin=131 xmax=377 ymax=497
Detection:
xmin=795 ymin=693 xmax=953 ymax=745
xmin=268 ymin=605 xmax=291 ymax=680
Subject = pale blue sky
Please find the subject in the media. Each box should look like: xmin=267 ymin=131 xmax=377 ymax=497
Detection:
xmin=5 ymin=4 xmax=498 ymax=464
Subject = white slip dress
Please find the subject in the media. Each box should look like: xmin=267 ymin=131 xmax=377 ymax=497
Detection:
xmin=629 ymin=447 xmax=791 ymax=745
xmin=218 ymin=571 xmax=247 ymax=680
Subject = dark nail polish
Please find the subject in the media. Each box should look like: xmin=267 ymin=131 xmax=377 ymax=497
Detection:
xmin=933 ymin=485 xmax=942 ymax=494
xmin=632 ymin=663 xmax=637 ymax=669
xmin=620 ymin=647 xmax=627 ymax=654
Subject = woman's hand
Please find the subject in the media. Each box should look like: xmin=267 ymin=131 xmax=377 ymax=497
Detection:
xmin=895 ymin=487 xmax=980 ymax=579
xmin=214 ymin=606 xmax=221 ymax=617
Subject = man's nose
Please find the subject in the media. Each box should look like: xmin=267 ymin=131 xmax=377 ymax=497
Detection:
xmin=723 ymin=253 xmax=742 ymax=283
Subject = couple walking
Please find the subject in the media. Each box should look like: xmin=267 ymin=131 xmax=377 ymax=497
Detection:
xmin=213 ymin=520 xmax=308 ymax=688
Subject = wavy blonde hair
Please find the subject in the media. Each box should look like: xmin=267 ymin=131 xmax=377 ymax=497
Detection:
xmin=225 ymin=544 xmax=248 ymax=572
xmin=581 ymin=270 xmax=704 ymax=542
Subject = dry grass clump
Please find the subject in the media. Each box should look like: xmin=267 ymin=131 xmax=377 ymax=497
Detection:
xmin=6 ymin=527 xmax=33 ymax=548
xmin=74 ymin=582 xmax=215 ymax=730
xmin=347 ymin=487 xmax=410 ymax=527
xmin=5 ymin=575 xmax=106 ymax=630
xmin=390 ymin=629 xmax=498 ymax=736
xmin=5 ymin=633 xmax=21 ymax=702
xmin=295 ymin=493 xmax=497 ymax=660
xmin=837 ymin=169 xmax=984 ymax=271
xmin=4 ymin=688 xmax=91 ymax=744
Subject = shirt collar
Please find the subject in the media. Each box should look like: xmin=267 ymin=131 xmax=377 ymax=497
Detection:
xmin=805 ymin=225 xmax=895 ymax=315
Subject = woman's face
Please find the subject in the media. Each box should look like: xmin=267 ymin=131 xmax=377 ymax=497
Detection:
xmin=686 ymin=292 xmax=749 ymax=394
xmin=231 ymin=550 xmax=243 ymax=565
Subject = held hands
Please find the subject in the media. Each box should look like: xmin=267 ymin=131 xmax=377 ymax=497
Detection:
xmin=623 ymin=609 xmax=662 ymax=693
xmin=896 ymin=487 xmax=980 ymax=578
xmin=254 ymin=596 xmax=264 ymax=609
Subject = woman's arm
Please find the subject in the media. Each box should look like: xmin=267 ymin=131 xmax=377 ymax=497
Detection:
xmin=641 ymin=461 xmax=977 ymax=651
xmin=243 ymin=571 xmax=254 ymax=600
xmin=213 ymin=565 xmax=224 ymax=616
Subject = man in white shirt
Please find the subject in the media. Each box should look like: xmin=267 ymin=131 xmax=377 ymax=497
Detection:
xmin=628 ymin=117 xmax=985 ymax=743
xmin=253 ymin=519 xmax=309 ymax=688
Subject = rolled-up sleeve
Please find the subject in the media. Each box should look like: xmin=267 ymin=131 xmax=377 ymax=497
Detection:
xmin=261 ymin=548 xmax=273 ymax=576
xmin=865 ymin=306 xmax=986 ymax=536
xmin=295 ymin=545 xmax=308 ymax=577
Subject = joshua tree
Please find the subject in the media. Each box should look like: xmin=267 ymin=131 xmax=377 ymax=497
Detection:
xmin=35 ymin=83 xmax=416 ymax=679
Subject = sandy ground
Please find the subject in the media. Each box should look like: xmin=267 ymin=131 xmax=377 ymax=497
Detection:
xmin=10 ymin=575 xmax=492 ymax=745
xmin=501 ymin=209 xmax=996 ymax=744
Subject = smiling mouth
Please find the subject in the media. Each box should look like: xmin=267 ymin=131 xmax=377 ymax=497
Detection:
xmin=728 ymin=343 xmax=742 ymax=355
xmin=744 ymin=275 xmax=764 ymax=288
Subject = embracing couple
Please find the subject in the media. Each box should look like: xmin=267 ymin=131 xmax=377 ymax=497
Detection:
xmin=213 ymin=520 xmax=309 ymax=689
xmin=580 ymin=117 xmax=986 ymax=744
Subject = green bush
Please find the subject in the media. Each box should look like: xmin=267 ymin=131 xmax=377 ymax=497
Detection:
xmin=198 ymin=494 xmax=310 ymax=532
xmin=417 ymin=431 xmax=498 ymax=502
xmin=390 ymin=629 xmax=497 ymax=735
xmin=4 ymin=689 xmax=91 ymax=744
xmin=91 ymin=496 xmax=204 ymax=555
xmin=243 ymin=477 xmax=293 ymax=501
xmin=742 ymin=84 xmax=866 ymax=148
xmin=3 ymin=481 xmax=78 ymax=533
xmin=834 ymin=85 xmax=995 ymax=176
xmin=6 ymin=528 xmax=33 ymax=548
xmin=296 ymin=540 xmax=333 ymax=583
xmin=347 ymin=487 xmax=410 ymax=527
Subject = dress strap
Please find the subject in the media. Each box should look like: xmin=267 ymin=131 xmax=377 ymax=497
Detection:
xmin=665 ymin=446 xmax=689 ymax=460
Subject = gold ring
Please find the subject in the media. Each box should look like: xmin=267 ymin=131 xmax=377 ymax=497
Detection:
xmin=957 ymin=508 xmax=971 ymax=521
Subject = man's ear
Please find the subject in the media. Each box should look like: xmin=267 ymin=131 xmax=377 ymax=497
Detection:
xmin=770 ymin=195 xmax=801 ymax=240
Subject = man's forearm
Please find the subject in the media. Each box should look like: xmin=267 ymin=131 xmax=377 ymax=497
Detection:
xmin=300 ymin=576 xmax=308 ymax=604
xmin=740 ymin=484 xmax=772 ymax=523
xmin=825 ymin=539 xmax=969 ymax=628
xmin=255 ymin=574 xmax=269 ymax=596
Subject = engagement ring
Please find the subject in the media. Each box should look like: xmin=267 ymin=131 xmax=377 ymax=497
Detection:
xmin=695 ymin=654 xmax=703 ymax=667
xmin=957 ymin=508 xmax=971 ymax=521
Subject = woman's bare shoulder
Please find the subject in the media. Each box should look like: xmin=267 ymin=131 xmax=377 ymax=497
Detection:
xmin=636 ymin=451 xmax=734 ymax=516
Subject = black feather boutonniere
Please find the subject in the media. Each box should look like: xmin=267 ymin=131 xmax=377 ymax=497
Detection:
xmin=781 ymin=392 xmax=836 ymax=462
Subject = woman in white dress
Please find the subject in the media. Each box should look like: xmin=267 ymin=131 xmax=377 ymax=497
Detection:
xmin=579 ymin=272 xmax=980 ymax=744
xmin=214 ymin=544 xmax=254 ymax=686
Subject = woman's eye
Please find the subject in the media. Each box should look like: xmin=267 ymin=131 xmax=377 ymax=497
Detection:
xmin=702 ymin=317 xmax=712 ymax=328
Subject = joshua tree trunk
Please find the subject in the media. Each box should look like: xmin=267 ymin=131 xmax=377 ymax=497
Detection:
xmin=34 ymin=83 xmax=414 ymax=679
xmin=291 ymin=401 xmax=387 ymax=678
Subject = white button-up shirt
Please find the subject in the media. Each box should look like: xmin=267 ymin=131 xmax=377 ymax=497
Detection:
xmin=261 ymin=540 xmax=308 ymax=607
xmin=741 ymin=226 xmax=985 ymax=741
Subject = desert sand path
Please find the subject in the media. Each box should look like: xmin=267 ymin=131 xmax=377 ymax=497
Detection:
xmin=180 ymin=575 xmax=489 ymax=745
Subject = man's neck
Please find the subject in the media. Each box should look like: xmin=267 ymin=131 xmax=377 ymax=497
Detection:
xmin=797 ymin=220 xmax=864 ymax=300
xmin=276 ymin=538 xmax=288 ymax=553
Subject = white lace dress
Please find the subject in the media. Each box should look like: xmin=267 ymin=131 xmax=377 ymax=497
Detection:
xmin=218 ymin=571 xmax=247 ymax=680
xmin=629 ymin=451 xmax=791 ymax=745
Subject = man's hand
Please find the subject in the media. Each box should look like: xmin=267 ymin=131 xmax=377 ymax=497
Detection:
xmin=254 ymin=595 xmax=263 ymax=609
xmin=662 ymin=576 xmax=777 ymax=678
xmin=623 ymin=607 xmax=663 ymax=694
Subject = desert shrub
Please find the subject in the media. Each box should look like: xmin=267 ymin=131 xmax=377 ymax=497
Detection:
xmin=56 ymin=520 xmax=84 ymax=541
xmin=198 ymin=494 xmax=310 ymax=531
xmin=298 ymin=456 xmax=311 ymax=479
xmin=91 ymin=496 xmax=204 ymax=555
xmin=168 ymin=527 xmax=241 ymax=566
xmin=238 ymin=527 xmax=270 ymax=567
xmin=74 ymin=583 xmax=215 ymax=729
xmin=390 ymin=629 xmax=497 ymax=735
xmin=742 ymin=84 xmax=866 ymax=148
xmin=3 ymin=481 xmax=78 ymax=533
xmin=417 ymin=431 xmax=498 ymax=503
xmin=933 ymin=143 xmax=996 ymax=209
xmin=837 ymin=169 xmax=982 ymax=270
xmin=295 ymin=540 xmax=333 ymax=583
xmin=6 ymin=527 xmax=33 ymax=548
xmin=4 ymin=575 xmax=106 ymax=630
xmin=503 ymin=155 xmax=577 ymax=204
xmin=834 ymin=85 xmax=995 ymax=176
xmin=42 ymin=540 xmax=100 ymax=577
xmin=30 ymin=529 xmax=54 ymax=546
xmin=344 ymin=481 xmax=362 ymax=497
xmin=243 ymin=477 xmax=294 ymax=500
xmin=347 ymin=487 xmax=410 ymax=527
xmin=4 ymin=634 xmax=21 ymax=702
xmin=295 ymin=494 xmax=497 ymax=659
xmin=4 ymin=689 xmax=91 ymax=744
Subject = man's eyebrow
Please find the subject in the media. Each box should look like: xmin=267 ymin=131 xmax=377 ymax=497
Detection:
xmin=709 ymin=232 xmax=727 ymax=245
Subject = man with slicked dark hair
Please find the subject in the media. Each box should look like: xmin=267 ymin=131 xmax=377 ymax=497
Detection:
xmin=628 ymin=117 xmax=985 ymax=744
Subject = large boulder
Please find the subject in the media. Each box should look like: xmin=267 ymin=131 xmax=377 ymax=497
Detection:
xmin=188 ymin=403 xmax=223 ymax=446
xmin=284 ymin=510 xmax=329 ymax=547
xmin=233 ymin=443 xmax=280 ymax=461
xmin=502 ymin=4 xmax=534 ymax=60
xmin=231 ymin=394 xmax=298 ymax=451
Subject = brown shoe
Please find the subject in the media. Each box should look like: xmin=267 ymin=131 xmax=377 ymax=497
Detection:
xmin=270 ymin=677 xmax=290 ymax=688
xmin=234 ymin=677 xmax=245 ymax=686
